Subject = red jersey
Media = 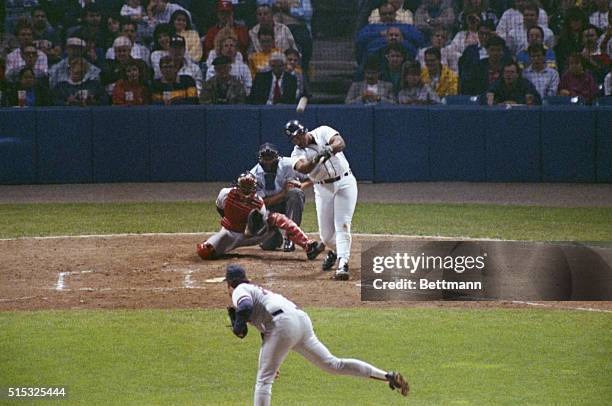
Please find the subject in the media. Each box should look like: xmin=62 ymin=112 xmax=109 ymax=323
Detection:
xmin=221 ymin=188 xmax=264 ymax=232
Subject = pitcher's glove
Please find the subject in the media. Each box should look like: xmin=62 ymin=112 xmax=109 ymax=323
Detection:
xmin=245 ymin=209 xmax=268 ymax=237
xmin=227 ymin=306 xmax=236 ymax=325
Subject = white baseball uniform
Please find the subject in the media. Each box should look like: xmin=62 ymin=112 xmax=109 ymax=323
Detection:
xmin=232 ymin=283 xmax=388 ymax=406
xmin=290 ymin=126 xmax=358 ymax=268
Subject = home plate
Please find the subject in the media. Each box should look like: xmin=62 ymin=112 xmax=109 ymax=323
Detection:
xmin=205 ymin=277 xmax=226 ymax=283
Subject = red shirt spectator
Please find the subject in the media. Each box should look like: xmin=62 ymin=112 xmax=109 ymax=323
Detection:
xmin=203 ymin=1 xmax=250 ymax=61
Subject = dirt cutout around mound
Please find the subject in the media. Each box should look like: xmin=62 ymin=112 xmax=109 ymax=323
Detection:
xmin=1 ymin=234 xmax=610 ymax=312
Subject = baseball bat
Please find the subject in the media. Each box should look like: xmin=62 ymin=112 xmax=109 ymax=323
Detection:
xmin=296 ymin=96 xmax=308 ymax=113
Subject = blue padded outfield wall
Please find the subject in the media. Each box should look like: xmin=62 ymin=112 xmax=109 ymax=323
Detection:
xmin=0 ymin=105 xmax=610 ymax=184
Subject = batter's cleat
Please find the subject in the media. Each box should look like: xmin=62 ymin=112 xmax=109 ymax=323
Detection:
xmin=283 ymin=238 xmax=295 ymax=252
xmin=334 ymin=263 xmax=350 ymax=280
xmin=321 ymin=250 xmax=337 ymax=271
xmin=386 ymin=372 xmax=409 ymax=397
xmin=306 ymin=241 xmax=325 ymax=260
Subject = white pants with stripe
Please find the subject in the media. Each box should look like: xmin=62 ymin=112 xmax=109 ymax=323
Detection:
xmin=313 ymin=174 xmax=358 ymax=261
xmin=253 ymin=308 xmax=387 ymax=406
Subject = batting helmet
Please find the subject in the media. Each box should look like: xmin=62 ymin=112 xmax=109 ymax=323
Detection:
xmin=285 ymin=120 xmax=307 ymax=140
xmin=258 ymin=143 xmax=280 ymax=172
xmin=236 ymin=172 xmax=257 ymax=195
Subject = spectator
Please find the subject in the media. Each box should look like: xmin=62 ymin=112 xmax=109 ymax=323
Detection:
xmin=449 ymin=8 xmax=482 ymax=56
xmin=106 ymin=19 xmax=151 ymax=65
xmin=146 ymin=0 xmax=191 ymax=26
xmin=170 ymin=9 xmax=202 ymax=63
xmin=6 ymin=20 xmax=48 ymax=75
xmin=454 ymin=0 xmax=497 ymax=32
xmin=30 ymin=7 xmax=60 ymax=55
xmin=496 ymin=0 xmax=549 ymax=42
xmin=249 ymin=4 xmax=296 ymax=54
xmin=284 ymin=48 xmax=309 ymax=100
xmin=597 ymin=12 xmax=612 ymax=57
xmin=206 ymin=28 xmax=252 ymax=95
xmin=548 ymin=0 xmax=574 ymax=37
xmin=581 ymin=24 xmax=610 ymax=83
xmin=604 ymin=71 xmax=611 ymax=95
xmin=369 ymin=0 xmax=414 ymax=24
xmin=397 ymin=60 xmax=440 ymax=104
xmin=269 ymin=0 xmax=313 ymax=71
xmin=3 ymin=66 xmax=50 ymax=107
xmin=358 ymin=23 xmax=423 ymax=64
xmin=49 ymin=37 xmax=101 ymax=89
xmin=460 ymin=35 xmax=512 ymax=95
xmin=168 ymin=34 xmax=203 ymax=95
xmin=554 ymin=7 xmax=588 ymax=73
xmin=486 ymin=61 xmax=541 ymax=105
xmin=522 ymin=44 xmax=559 ymax=97
xmin=345 ymin=57 xmax=396 ymax=104
xmin=65 ymin=4 xmax=109 ymax=49
xmin=150 ymin=55 xmax=199 ymax=104
xmin=418 ymin=27 xmax=460 ymax=72
xmin=414 ymin=0 xmax=455 ymax=42
xmin=200 ymin=55 xmax=246 ymax=104
xmin=558 ymin=53 xmax=598 ymax=103
xmin=121 ymin=0 xmax=145 ymax=23
xmin=111 ymin=60 xmax=150 ymax=105
xmin=458 ymin=20 xmax=497 ymax=73
xmin=52 ymin=57 xmax=108 ymax=106
xmin=151 ymin=23 xmax=172 ymax=79
xmin=105 ymin=14 xmax=122 ymax=48
xmin=101 ymin=36 xmax=150 ymax=94
xmin=516 ymin=26 xmax=557 ymax=69
xmin=5 ymin=44 xmax=47 ymax=84
xmin=203 ymin=1 xmax=250 ymax=61
xmin=589 ymin=0 xmax=609 ymax=31
xmin=4 ymin=0 xmax=38 ymax=34
xmin=248 ymin=27 xmax=279 ymax=77
xmin=421 ymin=47 xmax=458 ymax=98
xmin=381 ymin=43 xmax=408 ymax=93
xmin=507 ymin=1 xmax=555 ymax=55
xmin=249 ymin=51 xmax=297 ymax=104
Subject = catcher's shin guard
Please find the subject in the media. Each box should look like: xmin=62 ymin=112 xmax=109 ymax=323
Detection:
xmin=196 ymin=242 xmax=216 ymax=260
xmin=267 ymin=213 xmax=310 ymax=248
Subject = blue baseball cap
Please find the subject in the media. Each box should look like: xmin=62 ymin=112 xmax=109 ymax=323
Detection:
xmin=225 ymin=264 xmax=247 ymax=284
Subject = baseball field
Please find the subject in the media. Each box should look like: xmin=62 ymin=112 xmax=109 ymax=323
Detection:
xmin=1 ymin=183 xmax=611 ymax=405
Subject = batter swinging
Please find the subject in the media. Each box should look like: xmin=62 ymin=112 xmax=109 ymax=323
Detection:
xmin=285 ymin=120 xmax=358 ymax=280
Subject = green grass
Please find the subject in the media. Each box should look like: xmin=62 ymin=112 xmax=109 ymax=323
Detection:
xmin=0 ymin=202 xmax=611 ymax=241
xmin=1 ymin=309 xmax=610 ymax=405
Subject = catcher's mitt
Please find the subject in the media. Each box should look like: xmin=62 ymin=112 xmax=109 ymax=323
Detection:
xmin=237 ymin=172 xmax=257 ymax=195
xmin=245 ymin=209 xmax=268 ymax=237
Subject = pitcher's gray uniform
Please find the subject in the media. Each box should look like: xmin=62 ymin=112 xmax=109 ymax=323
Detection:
xmin=225 ymin=265 xmax=409 ymax=406
xmin=286 ymin=121 xmax=358 ymax=280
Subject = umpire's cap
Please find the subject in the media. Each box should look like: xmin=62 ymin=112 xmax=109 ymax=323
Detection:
xmin=285 ymin=120 xmax=307 ymax=140
xmin=225 ymin=264 xmax=248 ymax=287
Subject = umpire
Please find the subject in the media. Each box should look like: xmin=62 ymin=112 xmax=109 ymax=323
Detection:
xmin=250 ymin=143 xmax=311 ymax=252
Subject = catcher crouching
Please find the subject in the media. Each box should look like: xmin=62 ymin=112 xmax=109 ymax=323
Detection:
xmin=197 ymin=172 xmax=325 ymax=260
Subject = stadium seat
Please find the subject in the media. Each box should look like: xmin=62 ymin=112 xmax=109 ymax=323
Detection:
xmin=542 ymin=96 xmax=584 ymax=105
xmin=442 ymin=95 xmax=480 ymax=105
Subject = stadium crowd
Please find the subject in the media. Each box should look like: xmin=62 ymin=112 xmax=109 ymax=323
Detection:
xmin=0 ymin=0 xmax=609 ymax=107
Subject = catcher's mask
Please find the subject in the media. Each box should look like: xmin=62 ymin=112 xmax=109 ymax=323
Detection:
xmin=285 ymin=119 xmax=307 ymax=140
xmin=236 ymin=172 xmax=257 ymax=195
xmin=258 ymin=142 xmax=280 ymax=173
